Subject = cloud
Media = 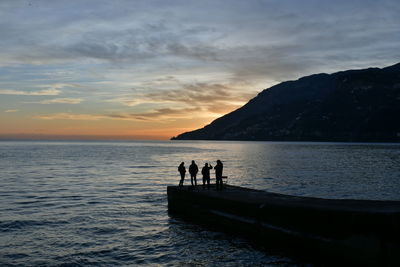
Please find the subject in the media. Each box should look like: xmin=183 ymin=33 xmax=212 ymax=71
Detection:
xmin=113 ymin=81 xmax=257 ymax=115
xmin=0 ymin=88 xmax=61 ymax=96
xmin=33 ymin=113 xmax=105 ymax=121
xmin=4 ymin=109 xmax=18 ymax=113
xmin=33 ymin=107 xmax=206 ymax=122
xmin=123 ymin=107 xmax=203 ymax=121
xmin=166 ymin=42 xmax=221 ymax=61
xmin=0 ymin=1 xmax=398 ymax=93
xmin=0 ymin=14 xmax=220 ymax=66
xmin=0 ymin=84 xmax=75 ymax=96
xmin=32 ymin=98 xmax=84 ymax=104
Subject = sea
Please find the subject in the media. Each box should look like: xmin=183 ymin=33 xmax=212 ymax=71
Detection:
xmin=1 ymin=140 xmax=399 ymax=266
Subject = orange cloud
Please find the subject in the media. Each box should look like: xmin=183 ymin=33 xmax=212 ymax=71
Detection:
xmin=33 ymin=113 xmax=105 ymax=120
xmin=33 ymin=107 xmax=208 ymax=122
xmin=112 ymin=82 xmax=256 ymax=116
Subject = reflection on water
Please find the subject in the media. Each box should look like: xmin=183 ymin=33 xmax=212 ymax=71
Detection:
xmin=0 ymin=140 xmax=399 ymax=265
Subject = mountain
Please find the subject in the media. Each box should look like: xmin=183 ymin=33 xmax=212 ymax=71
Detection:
xmin=171 ymin=62 xmax=400 ymax=142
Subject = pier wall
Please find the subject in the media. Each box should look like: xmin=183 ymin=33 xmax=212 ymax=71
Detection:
xmin=167 ymin=185 xmax=400 ymax=266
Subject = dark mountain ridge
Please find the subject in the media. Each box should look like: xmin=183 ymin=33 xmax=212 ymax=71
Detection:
xmin=172 ymin=63 xmax=400 ymax=142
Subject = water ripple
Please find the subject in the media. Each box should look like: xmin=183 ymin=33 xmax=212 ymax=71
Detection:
xmin=0 ymin=219 xmax=69 ymax=232
xmin=1 ymin=140 xmax=399 ymax=265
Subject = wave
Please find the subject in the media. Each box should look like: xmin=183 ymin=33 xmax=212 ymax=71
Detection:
xmin=0 ymin=219 xmax=68 ymax=232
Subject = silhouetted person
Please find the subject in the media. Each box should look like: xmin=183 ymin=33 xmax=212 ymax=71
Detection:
xmin=178 ymin=162 xmax=186 ymax=186
xmin=201 ymin=163 xmax=213 ymax=188
xmin=189 ymin=160 xmax=199 ymax=186
xmin=214 ymin=160 xmax=224 ymax=190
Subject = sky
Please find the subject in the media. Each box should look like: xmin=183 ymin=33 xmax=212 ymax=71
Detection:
xmin=0 ymin=0 xmax=399 ymax=140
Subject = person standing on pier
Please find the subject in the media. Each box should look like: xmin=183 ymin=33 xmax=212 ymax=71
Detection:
xmin=178 ymin=162 xmax=186 ymax=186
xmin=214 ymin=160 xmax=224 ymax=190
xmin=201 ymin=163 xmax=212 ymax=188
xmin=189 ymin=160 xmax=199 ymax=186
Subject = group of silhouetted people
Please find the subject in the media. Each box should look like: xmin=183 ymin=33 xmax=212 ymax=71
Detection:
xmin=178 ymin=160 xmax=224 ymax=190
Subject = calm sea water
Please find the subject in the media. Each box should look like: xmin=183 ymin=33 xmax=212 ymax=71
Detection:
xmin=1 ymin=140 xmax=399 ymax=266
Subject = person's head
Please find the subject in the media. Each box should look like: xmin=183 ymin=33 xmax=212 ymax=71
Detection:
xmin=217 ymin=160 xmax=221 ymax=164
xmin=192 ymin=160 xmax=195 ymax=164
xmin=180 ymin=162 xmax=184 ymax=166
xmin=205 ymin=163 xmax=208 ymax=167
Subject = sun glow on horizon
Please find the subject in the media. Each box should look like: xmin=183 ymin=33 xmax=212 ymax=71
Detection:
xmin=0 ymin=107 xmax=236 ymax=140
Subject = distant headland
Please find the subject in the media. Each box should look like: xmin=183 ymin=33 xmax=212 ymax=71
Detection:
xmin=171 ymin=62 xmax=400 ymax=142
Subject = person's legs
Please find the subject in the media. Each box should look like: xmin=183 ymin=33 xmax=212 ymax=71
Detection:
xmin=216 ymin=176 xmax=223 ymax=190
xmin=194 ymin=174 xmax=197 ymax=186
xmin=179 ymin=173 xmax=184 ymax=186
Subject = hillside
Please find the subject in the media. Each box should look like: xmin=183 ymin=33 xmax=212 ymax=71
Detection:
xmin=172 ymin=63 xmax=400 ymax=142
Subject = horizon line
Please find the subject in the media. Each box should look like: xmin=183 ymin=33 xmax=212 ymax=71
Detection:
xmin=0 ymin=134 xmax=170 ymax=141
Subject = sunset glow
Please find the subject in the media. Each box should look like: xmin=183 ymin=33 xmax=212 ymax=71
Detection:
xmin=1 ymin=0 xmax=399 ymax=140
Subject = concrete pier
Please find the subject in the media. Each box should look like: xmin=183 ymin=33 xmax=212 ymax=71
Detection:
xmin=167 ymin=184 xmax=400 ymax=266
